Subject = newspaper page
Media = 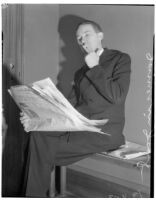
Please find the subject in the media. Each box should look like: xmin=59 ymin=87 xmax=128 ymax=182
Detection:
xmin=8 ymin=77 xmax=108 ymax=134
xmin=100 ymin=141 xmax=150 ymax=159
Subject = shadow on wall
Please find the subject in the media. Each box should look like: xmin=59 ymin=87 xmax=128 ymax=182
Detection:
xmin=57 ymin=14 xmax=87 ymax=97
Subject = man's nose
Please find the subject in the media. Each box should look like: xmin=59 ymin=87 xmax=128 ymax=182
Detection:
xmin=80 ymin=37 xmax=85 ymax=45
xmin=82 ymin=41 xmax=85 ymax=46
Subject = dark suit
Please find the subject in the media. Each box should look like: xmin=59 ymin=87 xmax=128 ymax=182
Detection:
xmin=72 ymin=48 xmax=131 ymax=144
xmin=25 ymin=48 xmax=131 ymax=197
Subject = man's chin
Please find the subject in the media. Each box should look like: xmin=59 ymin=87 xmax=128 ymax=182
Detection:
xmin=81 ymin=48 xmax=88 ymax=55
xmin=81 ymin=47 xmax=93 ymax=54
xmin=83 ymin=49 xmax=93 ymax=54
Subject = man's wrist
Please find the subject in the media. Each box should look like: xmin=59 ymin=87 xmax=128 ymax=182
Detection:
xmin=86 ymin=64 xmax=99 ymax=69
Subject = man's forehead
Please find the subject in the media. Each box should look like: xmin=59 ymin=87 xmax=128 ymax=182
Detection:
xmin=76 ymin=24 xmax=95 ymax=37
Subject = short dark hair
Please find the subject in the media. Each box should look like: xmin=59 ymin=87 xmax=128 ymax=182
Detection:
xmin=76 ymin=20 xmax=103 ymax=33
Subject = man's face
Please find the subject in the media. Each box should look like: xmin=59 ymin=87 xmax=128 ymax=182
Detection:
xmin=76 ymin=24 xmax=103 ymax=54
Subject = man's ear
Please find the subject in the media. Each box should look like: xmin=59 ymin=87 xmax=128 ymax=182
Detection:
xmin=98 ymin=32 xmax=104 ymax=41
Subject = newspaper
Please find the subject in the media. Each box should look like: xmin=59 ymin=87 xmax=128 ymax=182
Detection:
xmin=8 ymin=77 xmax=108 ymax=134
xmin=100 ymin=141 xmax=150 ymax=160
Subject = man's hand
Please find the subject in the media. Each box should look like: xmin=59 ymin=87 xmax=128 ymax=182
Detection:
xmin=85 ymin=52 xmax=99 ymax=68
xmin=20 ymin=111 xmax=30 ymax=132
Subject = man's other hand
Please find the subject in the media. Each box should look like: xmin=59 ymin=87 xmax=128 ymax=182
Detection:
xmin=20 ymin=111 xmax=30 ymax=132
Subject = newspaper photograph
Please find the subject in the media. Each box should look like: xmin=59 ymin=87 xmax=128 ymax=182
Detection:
xmin=8 ymin=78 xmax=108 ymax=134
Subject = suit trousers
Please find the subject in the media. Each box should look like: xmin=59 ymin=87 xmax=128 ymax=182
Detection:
xmin=25 ymin=126 xmax=124 ymax=197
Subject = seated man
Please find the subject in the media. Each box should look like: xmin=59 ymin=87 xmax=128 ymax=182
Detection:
xmin=20 ymin=20 xmax=131 ymax=197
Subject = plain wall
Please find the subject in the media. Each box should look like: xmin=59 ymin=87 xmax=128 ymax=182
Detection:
xmin=22 ymin=4 xmax=154 ymax=146
xmin=59 ymin=5 xmax=154 ymax=146
xmin=23 ymin=4 xmax=59 ymax=84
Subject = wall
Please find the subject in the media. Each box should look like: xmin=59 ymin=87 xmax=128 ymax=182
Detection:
xmin=22 ymin=4 xmax=154 ymax=146
xmin=59 ymin=5 xmax=154 ymax=146
xmin=23 ymin=4 xmax=59 ymax=84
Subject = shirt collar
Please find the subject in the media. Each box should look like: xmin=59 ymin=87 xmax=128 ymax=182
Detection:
xmin=97 ymin=48 xmax=104 ymax=57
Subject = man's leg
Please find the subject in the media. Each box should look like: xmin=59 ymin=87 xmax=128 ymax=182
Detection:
xmin=55 ymin=130 xmax=121 ymax=166
xmin=25 ymin=132 xmax=60 ymax=197
xmin=25 ymin=123 xmax=124 ymax=197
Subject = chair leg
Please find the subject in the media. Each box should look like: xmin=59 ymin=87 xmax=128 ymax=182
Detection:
xmin=60 ymin=166 xmax=67 ymax=196
xmin=49 ymin=167 xmax=56 ymax=197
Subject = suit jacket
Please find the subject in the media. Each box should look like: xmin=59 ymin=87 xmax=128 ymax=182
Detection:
xmin=69 ymin=48 xmax=131 ymax=146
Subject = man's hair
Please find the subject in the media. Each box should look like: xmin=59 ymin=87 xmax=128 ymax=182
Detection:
xmin=76 ymin=20 xmax=103 ymax=33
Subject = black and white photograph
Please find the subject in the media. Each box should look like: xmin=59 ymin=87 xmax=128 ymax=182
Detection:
xmin=2 ymin=3 xmax=154 ymax=198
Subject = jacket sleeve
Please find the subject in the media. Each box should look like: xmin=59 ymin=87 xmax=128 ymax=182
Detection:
xmin=67 ymin=85 xmax=77 ymax=107
xmin=85 ymin=53 xmax=131 ymax=104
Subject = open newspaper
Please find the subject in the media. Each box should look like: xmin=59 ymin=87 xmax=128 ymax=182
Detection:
xmin=8 ymin=77 xmax=108 ymax=134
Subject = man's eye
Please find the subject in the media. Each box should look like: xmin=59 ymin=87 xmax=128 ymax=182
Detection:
xmin=85 ymin=34 xmax=89 ymax=37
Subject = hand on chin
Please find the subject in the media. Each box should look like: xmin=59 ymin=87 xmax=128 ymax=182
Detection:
xmin=84 ymin=51 xmax=99 ymax=68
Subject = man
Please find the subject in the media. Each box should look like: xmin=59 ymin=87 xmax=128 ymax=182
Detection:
xmin=20 ymin=20 xmax=131 ymax=197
